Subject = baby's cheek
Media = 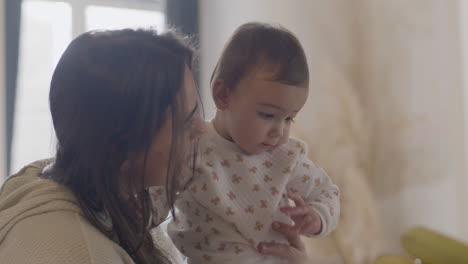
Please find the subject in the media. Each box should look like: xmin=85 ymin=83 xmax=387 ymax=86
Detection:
xmin=242 ymin=121 xmax=262 ymax=138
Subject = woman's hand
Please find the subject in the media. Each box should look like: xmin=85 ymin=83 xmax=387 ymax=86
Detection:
xmin=257 ymin=221 xmax=309 ymax=264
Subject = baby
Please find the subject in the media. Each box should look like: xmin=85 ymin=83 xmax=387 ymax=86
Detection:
xmin=168 ymin=22 xmax=340 ymax=264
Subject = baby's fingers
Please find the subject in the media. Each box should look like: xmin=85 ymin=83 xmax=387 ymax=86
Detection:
xmin=287 ymin=192 xmax=306 ymax=207
xmin=272 ymin=221 xmax=300 ymax=238
xmin=280 ymin=205 xmax=310 ymax=217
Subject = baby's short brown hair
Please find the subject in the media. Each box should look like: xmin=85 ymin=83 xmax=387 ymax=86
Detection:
xmin=210 ymin=22 xmax=309 ymax=90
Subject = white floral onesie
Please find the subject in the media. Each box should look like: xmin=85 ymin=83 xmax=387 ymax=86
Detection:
xmin=167 ymin=123 xmax=340 ymax=264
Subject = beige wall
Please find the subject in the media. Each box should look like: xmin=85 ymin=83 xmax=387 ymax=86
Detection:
xmin=355 ymin=0 xmax=467 ymax=250
xmin=0 ymin=0 xmax=6 ymax=180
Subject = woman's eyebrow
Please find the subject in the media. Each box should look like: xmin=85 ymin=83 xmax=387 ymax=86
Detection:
xmin=185 ymin=103 xmax=198 ymax=123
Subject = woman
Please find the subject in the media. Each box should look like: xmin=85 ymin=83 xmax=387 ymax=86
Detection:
xmin=0 ymin=28 xmax=306 ymax=263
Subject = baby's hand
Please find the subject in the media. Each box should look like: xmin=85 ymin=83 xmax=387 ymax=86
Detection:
xmin=279 ymin=192 xmax=322 ymax=236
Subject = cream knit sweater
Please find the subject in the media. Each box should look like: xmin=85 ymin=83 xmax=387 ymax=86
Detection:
xmin=168 ymin=123 xmax=340 ymax=264
xmin=0 ymin=160 xmax=182 ymax=264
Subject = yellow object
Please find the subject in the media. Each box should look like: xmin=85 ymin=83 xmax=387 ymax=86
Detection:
xmin=373 ymin=255 xmax=414 ymax=264
xmin=402 ymin=226 xmax=468 ymax=264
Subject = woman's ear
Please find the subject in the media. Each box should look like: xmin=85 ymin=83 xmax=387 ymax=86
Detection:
xmin=212 ymin=79 xmax=231 ymax=110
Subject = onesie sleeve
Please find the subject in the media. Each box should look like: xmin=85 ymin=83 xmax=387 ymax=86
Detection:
xmin=287 ymin=140 xmax=340 ymax=237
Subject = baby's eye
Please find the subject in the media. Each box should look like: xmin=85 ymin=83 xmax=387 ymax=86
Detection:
xmin=258 ymin=112 xmax=274 ymax=119
xmin=286 ymin=117 xmax=295 ymax=123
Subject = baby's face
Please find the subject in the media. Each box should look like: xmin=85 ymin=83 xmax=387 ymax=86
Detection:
xmin=223 ymin=69 xmax=308 ymax=155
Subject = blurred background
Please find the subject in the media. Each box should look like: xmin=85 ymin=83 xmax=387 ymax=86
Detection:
xmin=1 ymin=0 xmax=468 ymax=263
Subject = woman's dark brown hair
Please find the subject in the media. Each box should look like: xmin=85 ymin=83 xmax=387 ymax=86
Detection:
xmin=44 ymin=28 xmax=195 ymax=263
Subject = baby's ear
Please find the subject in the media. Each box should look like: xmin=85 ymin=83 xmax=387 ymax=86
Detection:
xmin=212 ymin=79 xmax=231 ymax=110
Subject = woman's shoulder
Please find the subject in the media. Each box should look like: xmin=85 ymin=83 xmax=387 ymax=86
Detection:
xmin=0 ymin=210 xmax=134 ymax=264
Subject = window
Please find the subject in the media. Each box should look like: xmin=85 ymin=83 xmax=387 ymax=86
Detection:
xmin=86 ymin=5 xmax=165 ymax=31
xmin=11 ymin=0 xmax=166 ymax=172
